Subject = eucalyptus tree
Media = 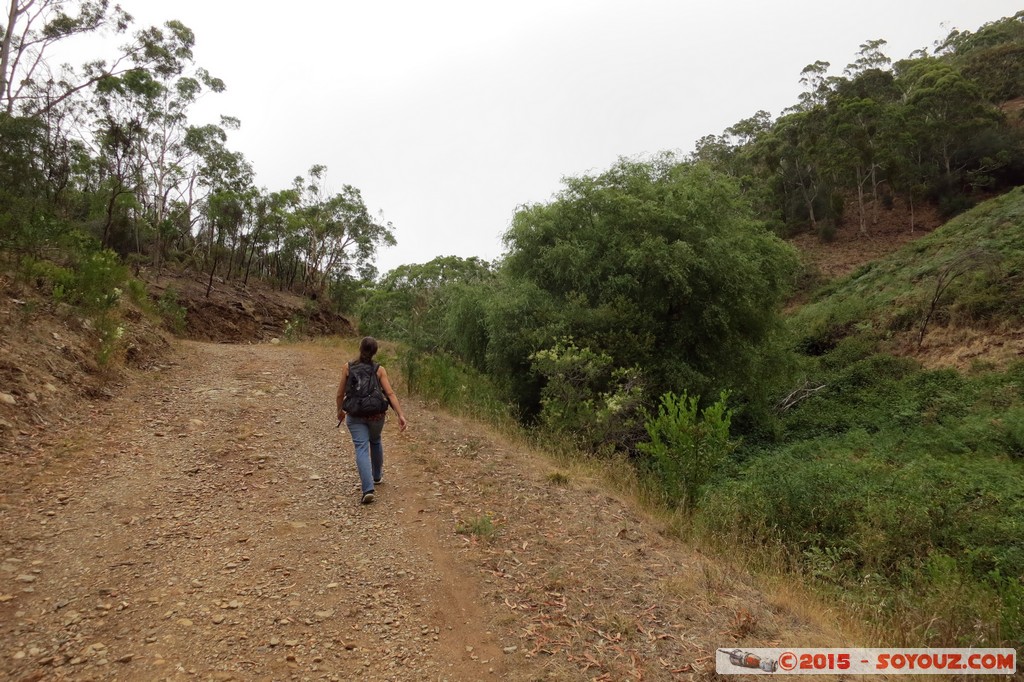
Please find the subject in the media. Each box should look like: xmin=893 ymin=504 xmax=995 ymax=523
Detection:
xmin=0 ymin=0 xmax=128 ymax=115
xmin=183 ymin=124 xmax=252 ymax=295
xmin=290 ymin=165 xmax=395 ymax=296
xmin=243 ymin=187 xmax=298 ymax=286
xmin=1 ymin=1 xmax=198 ymax=115
xmin=761 ymin=108 xmax=832 ymax=233
xmin=833 ymin=40 xmax=897 ymax=231
xmin=86 ymin=20 xmax=229 ymax=263
xmin=138 ymin=68 xmax=226 ymax=267
xmin=894 ymin=57 xmax=1002 ymax=194
xmin=937 ymin=11 xmax=1024 ymax=103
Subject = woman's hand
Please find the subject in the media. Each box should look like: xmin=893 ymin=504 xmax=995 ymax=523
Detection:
xmin=398 ymin=414 xmax=408 ymax=432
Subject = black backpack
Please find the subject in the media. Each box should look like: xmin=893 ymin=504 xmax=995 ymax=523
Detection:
xmin=343 ymin=362 xmax=390 ymax=416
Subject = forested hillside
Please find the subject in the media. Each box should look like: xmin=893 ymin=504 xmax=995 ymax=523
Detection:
xmin=3 ymin=1 xmax=1024 ymax=656
xmin=1 ymin=2 xmax=392 ymax=309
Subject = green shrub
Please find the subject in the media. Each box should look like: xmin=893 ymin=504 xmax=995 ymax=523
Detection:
xmin=18 ymin=256 xmax=73 ymax=292
xmin=94 ymin=315 xmax=126 ymax=367
xmin=18 ymin=251 xmax=129 ymax=313
xmin=997 ymin=408 xmax=1024 ymax=458
xmin=701 ymin=354 xmax=1024 ymax=645
xmin=74 ymin=251 xmax=129 ymax=312
xmin=125 ymin=279 xmax=150 ymax=307
xmin=546 ymin=471 xmax=570 ymax=486
xmin=530 ymin=338 xmax=645 ymax=452
xmin=637 ymin=390 xmax=734 ymax=509
xmin=155 ymin=287 xmax=187 ymax=335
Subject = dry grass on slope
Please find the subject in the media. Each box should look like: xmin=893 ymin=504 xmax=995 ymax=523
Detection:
xmin=399 ymin=404 xmax=874 ymax=680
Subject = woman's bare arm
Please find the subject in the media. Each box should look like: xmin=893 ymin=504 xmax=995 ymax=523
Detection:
xmin=378 ymin=366 xmax=408 ymax=431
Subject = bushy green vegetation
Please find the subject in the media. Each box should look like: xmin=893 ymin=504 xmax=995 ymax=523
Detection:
xmin=694 ymin=191 xmax=1024 ymax=645
xmin=699 ymin=358 xmax=1024 ymax=643
xmin=12 ymin=243 xmax=187 ymax=364
xmin=154 ymin=287 xmax=188 ymax=335
xmin=638 ymin=391 xmax=735 ymax=509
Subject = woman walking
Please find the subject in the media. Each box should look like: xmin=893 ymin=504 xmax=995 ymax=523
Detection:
xmin=336 ymin=337 xmax=408 ymax=504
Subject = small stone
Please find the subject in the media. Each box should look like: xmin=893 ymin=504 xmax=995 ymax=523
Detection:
xmin=314 ymin=609 xmax=334 ymax=619
xmin=212 ymin=614 xmax=225 ymax=624
xmin=116 ymin=654 xmax=134 ymax=663
xmin=177 ymin=618 xmax=193 ymax=627
xmin=0 ymin=393 xmax=16 ymax=405
xmin=12 ymin=650 xmax=26 ymax=660
xmin=15 ymin=574 xmax=36 ymax=583
xmin=503 ymin=646 xmax=518 ymax=654
xmin=269 ymin=638 xmax=280 ymax=647
xmin=227 ymin=600 xmax=241 ymax=609
xmin=270 ymin=338 xmax=281 ymax=345
xmin=284 ymin=639 xmax=299 ymax=648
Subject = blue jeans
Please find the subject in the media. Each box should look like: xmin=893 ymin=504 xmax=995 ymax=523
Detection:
xmin=346 ymin=415 xmax=385 ymax=494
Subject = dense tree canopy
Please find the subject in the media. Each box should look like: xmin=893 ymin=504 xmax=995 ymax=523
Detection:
xmin=500 ymin=159 xmax=797 ymax=405
xmin=690 ymin=14 xmax=1024 ymax=237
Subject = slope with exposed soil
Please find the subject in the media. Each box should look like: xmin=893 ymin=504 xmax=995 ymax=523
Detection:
xmin=142 ymin=270 xmax=355 ymax=343
xmin=0 ymin=340 xmax=860 ymax=681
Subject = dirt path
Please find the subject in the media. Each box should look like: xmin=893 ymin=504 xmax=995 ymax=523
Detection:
xmin=1 ymin=341 xmax=854 ymax=681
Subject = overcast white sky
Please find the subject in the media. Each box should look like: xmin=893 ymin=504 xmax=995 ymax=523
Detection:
xmin=116 ymin=1 xmax=1022 ymax=275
